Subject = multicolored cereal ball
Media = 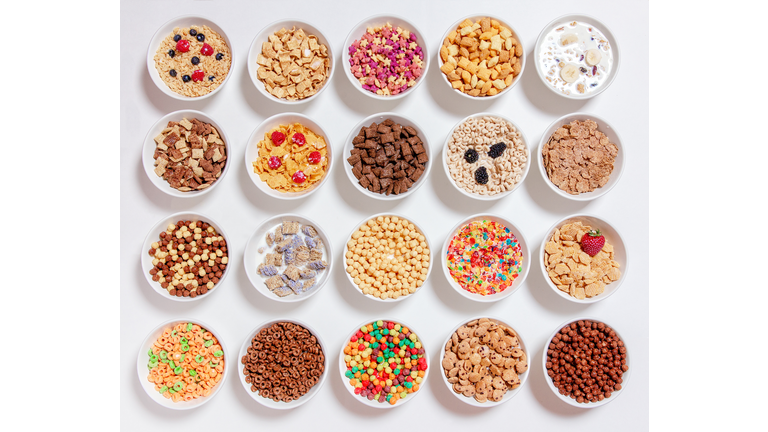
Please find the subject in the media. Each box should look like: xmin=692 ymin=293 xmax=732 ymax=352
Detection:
xmin=343 ymin=320 xmax=427 ymax=405
xmin=348 ymin=24 xmax=424 ymax=96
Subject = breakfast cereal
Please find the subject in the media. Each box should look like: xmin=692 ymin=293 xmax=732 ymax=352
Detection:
xmin=252 ymin=123 xmax=329 ymax=192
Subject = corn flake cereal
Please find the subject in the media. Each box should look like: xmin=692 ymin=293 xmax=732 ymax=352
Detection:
xmin=253 ymin=123 xmax=329 ymax=192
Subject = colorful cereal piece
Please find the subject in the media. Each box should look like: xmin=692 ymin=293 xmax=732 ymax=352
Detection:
xmin=301 ymin=225 xmax=318 ymax=237
xmin=307 ymin=260 xmax=327 ymax=270
xmin=258 ymin=264 xmax=278 ymax=277
xmin=304 ymin=235 xmax=317 ymax=249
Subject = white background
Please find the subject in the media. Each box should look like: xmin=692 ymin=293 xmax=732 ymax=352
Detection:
xmin=119 ymin=0 xmax=648 ymax=429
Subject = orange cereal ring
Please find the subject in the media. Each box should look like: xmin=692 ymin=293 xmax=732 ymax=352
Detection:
xmin=203 ymin=332 xmax=213 ymax=340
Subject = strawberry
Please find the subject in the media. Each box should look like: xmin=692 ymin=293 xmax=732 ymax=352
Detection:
xmin=581 ymin=229 xmax=605 ymax=256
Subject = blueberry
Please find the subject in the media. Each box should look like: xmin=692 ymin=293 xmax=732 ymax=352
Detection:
xmin=474 ymin=166 xmax=489 ymax=185
xmin=208 ymin=76 xmax=214 ymax=81
xmin=169 ymin=69 xmax=177 ymax=77
xmin=182 ymin=75 xmax=191 ymax=82
xmin=463 ymin=148 xmax=479 ymax=164
xmin=189 ymin=28 xmax=197 ymax=36
xmin=191 ymin=56 xmax=200 ymax=65
xmin=173 ymin=34 xmax=181 ymax=42
xmin=167 ymin=49 xmax=175 ymax=58
xmin=196 ymin=34 xmax=205 ymax=42
xmin=488 ymin=143 xmax=507 ymax=159
xmin=215 ymin=53 xmax=223 ymax=61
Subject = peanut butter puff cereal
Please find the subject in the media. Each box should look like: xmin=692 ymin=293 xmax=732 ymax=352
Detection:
xmin=345 ymin=216 xmax=430 ymax=300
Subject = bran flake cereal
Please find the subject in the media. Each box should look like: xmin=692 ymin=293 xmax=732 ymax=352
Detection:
xmin=252 ymin=123 xmax=328 ymax=192
xmin=446 ymin=220 xmax=523 ymax=296
xmin=154 ymin=25 xmax=232 ymax=98
xmin=446 ymin=116 xmax=527 ymax=196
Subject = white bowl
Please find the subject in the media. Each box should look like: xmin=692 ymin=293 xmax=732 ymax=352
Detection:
xmin=244 ymin=113 xmax=333 ymax=200
xmin=141 ymin=110 xmax=231 ymax=198
xmin=338 ymin=319 xmax=430 ymax=408
xmin=140 ymin=211 xmax=231 ymax=302
xmin=343 ymin=213 xmax=432 ymax=302
xmin=533 ymin=14 xmax=620 ymax=100
xmin=442 ymin=113 xmax=531 ymax=201
xmin=243 ymin=213 xmax=333 ymax=303
xmin=537 ymin=112 xmax=624 ymax=201
xmin=542 ymin=317 xmax=631 ymax=408
xmin=238 ymin=319 xmax=329 ymax=409
xmin=436 ymin=14 xmax=526 ymax=100
xmin=146 ymin=15 xmax=235 ymax=101
xmin=539 ymin=214 xmax=629 ymax=304
xmin=343 ymin=112 xmax=432 ymax=200
xmin=439 ymin=316 xmax=530 ymax=407
xmin=342 ymin=14 xmax=430 ymax=100
xmin=137 ymin=318 xmax=229 ymax=410
xmin=441 ymin=213 xmax=530 ymax=303
xmin=247 ymin=19 xmax=335 ymax=104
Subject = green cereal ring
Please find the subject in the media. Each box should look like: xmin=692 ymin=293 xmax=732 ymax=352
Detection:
xmin=204 ymin=340 xmax=213 ymax=347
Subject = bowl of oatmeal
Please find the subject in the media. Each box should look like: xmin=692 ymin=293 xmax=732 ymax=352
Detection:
xmin=534 ymin=14 xmax=619 ymax=99
xmin=442 ymin=113 xmax=530 ymax=201
xmin=537 ymin=112 xmax=624 ymax=201
xmin=147 ymin=15 xmax=234 ymax=100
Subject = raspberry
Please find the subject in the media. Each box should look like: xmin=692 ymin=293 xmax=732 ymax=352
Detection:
xmin=200 ymin=43 xmax=213 ymax=56
xmin=474 ymin=166 xmax=489 ymax=184
xmin=308 ymin=151 xmax=322 ymax=164
xmin=488 ymin=142 xmax=507 ymax=158
xmin=176 ymin=39 xmax=190 ymax=53
xmin=292 ymin=171 xmax=306 ymax=184
xmin=271 ymin=131 xmax=286 ymax=145
xmin=268 ymin=156 xmax=282 ymax=169
xmin=292 ymin=132 xmax=306 ymax=146
xmin=191 ymin=70 xmax=204 ymax=82
xmin=464 ymin=148 xmax=479 ymax=164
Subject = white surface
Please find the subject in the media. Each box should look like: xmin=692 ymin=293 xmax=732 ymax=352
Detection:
xmin=121 ymin=0 xmax=648 ymax=429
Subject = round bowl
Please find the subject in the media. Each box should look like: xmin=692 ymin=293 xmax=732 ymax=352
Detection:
xmin=539 ymin=214 xmax=629 ymax=304
xmin=141 ymin=110 xmax=231 ymax=198
xmin=247 ymin=19 xmax=335 ymax=105
xmin=542 ymin=317 xmax=631 ymax=408
xmin=343 ymin=213 xmax=432 ymax=302
xmin=244 ymin=112 xmax=333 ymax=200
xmin=137 ymin=318 xmax=229 ymax=410
xmin=343 ymin=112 xmax=432 ymax=200
xmin=146 ymin=15 xmax=235 ymax=101
xmin=342 ymin=14 xmax=430 ymax=100
xmin=441 ymin=213 xmax=530 ymax=302
xmin=442 ymin=112 xmax=531 ymax=201
xmin=437 ymin=14 xmax=526 ymax=100
xmin=140 ymin=211 xmax=231 ymax=302
xmin=339 ymin=318 xmax=430 ymax=409
xmin=533 ymin=14 xmax=620 ymax=100
xmin=243 ymin=213 xmax=333 ymax=302
xmin=537 ymin=112 xmax=624 ymax=201
xmin=238 ymin=319 xmax=329 ymax=409
xmin=439 ymin=316 xmax=530 ymax=407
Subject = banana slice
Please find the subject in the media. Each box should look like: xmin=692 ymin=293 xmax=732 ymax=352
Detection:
xmin=560 ymin=64 xmax=580 ymax=83
xmin=585 ymin=49 xmax=602 ymax=66
xmin=560 ymin=33 xmax=578 ymax=46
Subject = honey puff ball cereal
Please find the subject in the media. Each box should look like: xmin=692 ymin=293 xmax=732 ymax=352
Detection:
xmin=345 ymin=215 xmax=430 ymax=301
xmin=252 ymin=122 xmax=329 ymax=192
xmin=145 ymin=321 xmax=225 ymax=404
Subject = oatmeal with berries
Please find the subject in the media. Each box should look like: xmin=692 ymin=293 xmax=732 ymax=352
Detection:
xmin=154 ymin=25 xmax=232 ymax=97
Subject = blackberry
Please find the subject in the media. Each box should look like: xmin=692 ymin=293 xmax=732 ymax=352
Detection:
xmin=464 ymin=148 xmax=479 ymax=164
xmin=474 ymin=166 xmax=489 ymax=184
xmin=488 ymin=142 xmax=507 ymax=158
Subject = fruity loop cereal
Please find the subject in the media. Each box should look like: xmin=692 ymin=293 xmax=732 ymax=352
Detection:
xmin=154 ymin=25 xmax=232 ymax=97
xmin=152 ymin=117 xmax=226 ymax=192
xmin=439 ymin=17 xmax=522 ymax=97
xmin=348 ymin=23 xmax=424 ymax=96
xmin=146 ymin=322 xmax=225 ymax=402
xmin=255 ymin=26 xmax=330 ymax=101
xmin=343 ymin=320 xmax=427 ymax=405
xmin=446 ymin=219 xmax=523 ymax=296
xmin=345 ymin=216 xmax=430 ymax=300
xmin=446 ymin=116 xmax=528 ymax=196
xmin=252 ymin=123 xmax=328 ymax=192
xmin=256 ymin=220 xmax=327 ymax=298
xmin=442 ymin=318 xmax=528 ymax=403
xmin=542 ymin=119 xmax=618 ymax=195
xmin=544 ymin=221 xmax=620 ymax=299
xmin=242 ymin=322 xmax=325 ymax=403
xmin=147 ymin=220 xmax=228 ymax=298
